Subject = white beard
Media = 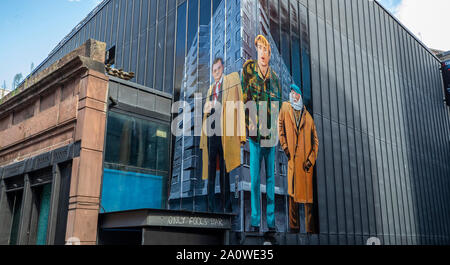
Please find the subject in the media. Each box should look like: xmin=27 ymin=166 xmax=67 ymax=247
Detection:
xmin=290 ymin=93 xmax=304 ymax=111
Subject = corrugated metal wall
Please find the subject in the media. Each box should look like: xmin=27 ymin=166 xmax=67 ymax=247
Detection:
xmin=308 ymin=0 xmax=450 ymax=245
xmin=31 ymin=0 xmax=450 ymax=245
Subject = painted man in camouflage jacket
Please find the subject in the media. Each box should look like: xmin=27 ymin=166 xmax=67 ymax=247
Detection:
xmin=242 ymin=35 xmax=281 ymax=232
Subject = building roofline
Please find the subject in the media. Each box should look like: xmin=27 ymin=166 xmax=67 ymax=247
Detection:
xmin=27 ymin=0 xmax=443 ymax=84
xmin=373 ymin=0 xmax=441 ymax=62
xmin=25 ymin=0 xmax=110 ymax=83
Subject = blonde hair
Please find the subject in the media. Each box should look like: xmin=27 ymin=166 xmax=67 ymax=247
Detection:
xmin=254 ymin=35 xmax=271 ymax=55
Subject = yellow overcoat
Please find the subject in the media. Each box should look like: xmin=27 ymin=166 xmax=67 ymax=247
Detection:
xmin=199 ymin=72 xmax=246 ymax=180
xmin=278 ymin=102 xmax=319 ymax=203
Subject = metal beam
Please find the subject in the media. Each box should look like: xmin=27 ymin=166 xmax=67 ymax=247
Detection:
xmin=100 ymin=209 xmax=233 ymax=230
xmin=17 ymin=174 xmax=32 ymax=245
xmin=0 ymin=180 xmax=12 ymax=244
xmin=46 ymin=164 xmax=61 ymax=245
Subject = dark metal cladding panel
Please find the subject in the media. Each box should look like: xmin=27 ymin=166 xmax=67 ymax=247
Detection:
xmin=382 ymin=11 xmax=400 ymax=244
xmin=314 ymin=113 xmax=328 ymax=235
xmin=393 ymin=21 xmax=410 ymax=244
xmin=355 ymin=130 xmax=369 ymax=237
xmin=3 ymin=161 xmax=26 ymax=179
xmin=348 ymin=127 xmax=362 ymax=237
xmin=433 ymin=56 xmax=450 ymax=241
xmin=389 ymin=18 xmax=407 ymax=243
xmin=323 ymin=118 xmax=337 ymax=235
xmin=397 ymin=26 xmax=416 ymax=244
xmin=326 ymin=7 xmax=338 ymax=124
xmin=309 ymin=10 xmax=322 ymax=115
xmin=331 ymin=120 xmax=345 ymax=235
xmin=339 ymin=123 xmax=354 ymax=235
xmin=426 ymin=54 xmax=442 ymax=242
xmin=318 ymin=15 xmax=330 ymax=119
xmin=419 ymin=46 xmax=437 ymax=242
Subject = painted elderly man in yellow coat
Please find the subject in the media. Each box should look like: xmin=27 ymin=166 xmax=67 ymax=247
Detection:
xmin=278 ymin=84 xmax=319 ymax=233
xmin=200 ymin=58 xmax=246 ymax=213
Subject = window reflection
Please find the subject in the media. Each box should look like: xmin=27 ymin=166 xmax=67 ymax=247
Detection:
xmin=102 ymin=111 xmax=170 ymax=212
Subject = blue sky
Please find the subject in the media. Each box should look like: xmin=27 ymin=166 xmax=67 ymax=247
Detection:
xmin=378 ymin=0 xmax=402 ymax=14
xmin=0 ymin=0 xmax=101 ymax=91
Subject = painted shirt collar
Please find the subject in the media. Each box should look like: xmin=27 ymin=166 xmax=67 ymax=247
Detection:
xmin=256 ymin=61 xmax=272 ymax=81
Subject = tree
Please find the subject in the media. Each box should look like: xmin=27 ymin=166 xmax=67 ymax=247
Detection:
xmin=30 ymin=62 xmax=34 ymax=73
xmin=12 ymin=73 xmax=23 ymax=90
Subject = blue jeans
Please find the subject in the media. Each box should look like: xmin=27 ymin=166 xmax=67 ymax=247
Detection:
xmin=249 ymin=139 xmax=275 ymax=228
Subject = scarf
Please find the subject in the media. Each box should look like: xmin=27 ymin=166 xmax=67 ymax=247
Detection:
xmin=290 ymin=92 xmax=303 ymax=111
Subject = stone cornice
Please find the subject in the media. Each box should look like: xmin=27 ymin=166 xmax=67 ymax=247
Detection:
xmin=0 ymin=39 xmax=106 ymax=115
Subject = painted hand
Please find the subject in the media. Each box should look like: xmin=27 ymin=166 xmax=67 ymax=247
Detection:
xmin=284 ymin=148 xmax=291 ymax=160
xmin=303 ymin=160 xmax=313 ymax=172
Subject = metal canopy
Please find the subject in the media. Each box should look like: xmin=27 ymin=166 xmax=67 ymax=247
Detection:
xmin=99 ymin=209 xmax=234 ymax=230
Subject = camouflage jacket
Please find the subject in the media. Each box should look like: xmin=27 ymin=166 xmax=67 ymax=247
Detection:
xmin=242 ymin=60 xmax=282 ymax=143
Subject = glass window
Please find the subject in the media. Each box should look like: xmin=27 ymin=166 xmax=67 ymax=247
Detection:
xmin=154 ymin=19 xmax=166 ymax=91
xmin=174 ymin=2 xmax=187 ymax=102
xmin=102 ymin=111 xmax=171 ymax=212
xmin=269 ymin=0 xmax=280 ymax=51
xmin=235 ymin=29 xmax=240 ymax=42
xmin=235 ymin=49 xmax=240 ymax=61
xmin=299 ymin=3 xmax=311 ymax=109
xmin=213 ymin=0 xmax=221 ymax=14
xmin=187 ymin=0 xmax=199 ymax=51
xmin=200 ymin=0 xmax=211 ymax=26
xmin=198 ymin=0 xmax=212 ymax=95
xmin=35 ymin=184 xmax=52 ymax=245
xmin=164 ymin=10 xmax=176 ymax=94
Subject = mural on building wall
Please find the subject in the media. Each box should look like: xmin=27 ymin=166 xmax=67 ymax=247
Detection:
xmin=169 ymin=0 xmax=317 ymax=234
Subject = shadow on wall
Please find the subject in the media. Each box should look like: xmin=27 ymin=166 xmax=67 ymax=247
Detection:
xmin=311 ymin=9 xmax=450 ymax=244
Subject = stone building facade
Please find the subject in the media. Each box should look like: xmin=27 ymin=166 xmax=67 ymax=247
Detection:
xmin=0 ymin=40 xmax=109 ymax=245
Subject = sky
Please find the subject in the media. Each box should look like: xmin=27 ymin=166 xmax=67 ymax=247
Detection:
xmin=1 ymin=0 xmax=449 ymax=91
xmin=0 ymin=0 xmax=102 ymax=91
xmin=378 ymin=0 xmax=450 ymax=52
